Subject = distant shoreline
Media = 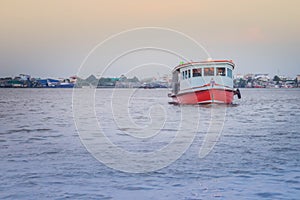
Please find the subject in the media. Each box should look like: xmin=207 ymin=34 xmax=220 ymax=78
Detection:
xmin=1 ymin=87 xmax=299 ymax=90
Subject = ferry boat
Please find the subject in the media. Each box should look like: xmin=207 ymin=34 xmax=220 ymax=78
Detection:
xmin=168 ymin=59 xmax=241 ymax=104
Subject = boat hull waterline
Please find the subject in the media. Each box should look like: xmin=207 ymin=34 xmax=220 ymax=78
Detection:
xmin=172 ymin=89 xmax=234 ymax=104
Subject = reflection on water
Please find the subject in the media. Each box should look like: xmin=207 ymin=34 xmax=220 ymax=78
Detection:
xmin=0 ymin=88 xmax=299 ymax=199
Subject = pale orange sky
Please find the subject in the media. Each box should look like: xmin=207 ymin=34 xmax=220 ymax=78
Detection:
xmin=0 ymin=0 xmax=299 ymax=77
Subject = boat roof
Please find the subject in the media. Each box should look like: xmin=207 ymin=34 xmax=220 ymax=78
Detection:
xmin=173 ymin=60 xmax=235 ymax=72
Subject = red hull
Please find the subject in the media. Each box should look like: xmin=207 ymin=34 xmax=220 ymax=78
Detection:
xmin=173 ymin=89 xmax=234 ymax=104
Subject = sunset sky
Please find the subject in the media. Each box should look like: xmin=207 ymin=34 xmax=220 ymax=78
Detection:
xmin=0 ymin=0 xmax=299 ymax=78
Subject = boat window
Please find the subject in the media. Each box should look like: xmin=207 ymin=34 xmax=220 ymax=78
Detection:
xmin=192 ymin=68 xmax=202 ymax=77
xmin=217 ymin=67 xmax=226 ymax=76
xmin=204 ymin=67 xmax=214 ymax=76
xmin=182 ymin=71 xmax=186 ymax=79
xmin=182 ymin=69 xmax=192 ymax=79
xmin=227 ymin=68 xmax=232 ymax=78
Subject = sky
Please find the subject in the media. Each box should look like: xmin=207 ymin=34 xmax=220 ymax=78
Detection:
xmin=0 ymin=0 xmax=299 ymax=79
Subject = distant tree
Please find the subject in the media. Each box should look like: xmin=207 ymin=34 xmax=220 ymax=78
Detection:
xmin=128 ymin=76 xmax=139 ymax=82
xmin=239 ymin=78 xmax=246 ymax=88
xmin=273 ymin=75 xmax=281 ymax=83
xmin=98 ymin=77 xmax=109 ymax=86
xmin=85 ymin=75 xmax=98 ymax=86
xmin=246 ymin=77 xmax=252 ymax=83
xmin=75 ymin=77 xmax=89 ymax=87
xmin=119 ymin=75 xmax=127 ymax=81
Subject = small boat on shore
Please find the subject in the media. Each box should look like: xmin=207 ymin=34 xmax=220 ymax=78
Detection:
xmin=168 ymin=59 xmax=241 ymax=104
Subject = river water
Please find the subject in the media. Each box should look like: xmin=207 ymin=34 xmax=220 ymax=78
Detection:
xmin=0 ymin=88 xmax=299 ymax=199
